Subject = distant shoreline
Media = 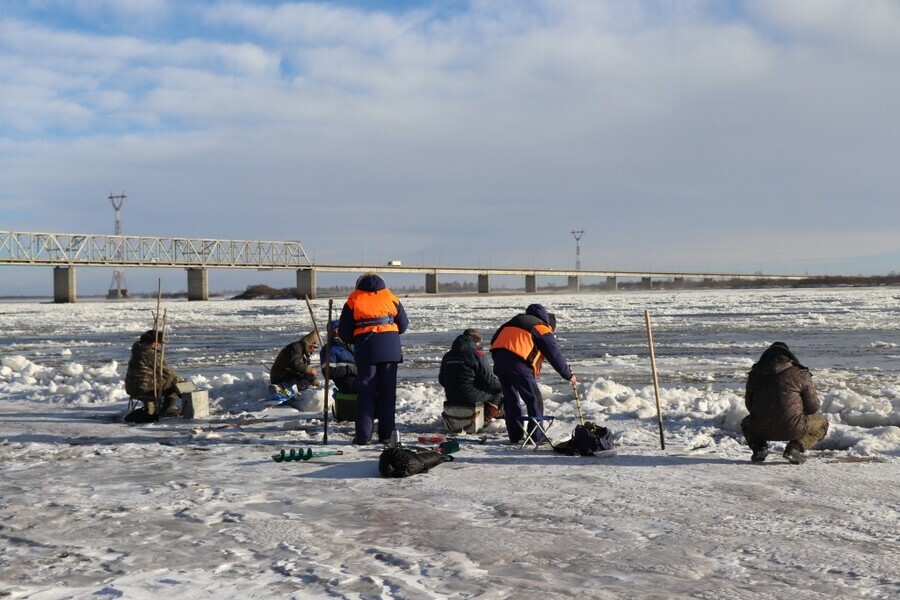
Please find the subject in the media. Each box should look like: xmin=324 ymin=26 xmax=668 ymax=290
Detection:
xmin=2 ymin=275 xmax=898 ymax=302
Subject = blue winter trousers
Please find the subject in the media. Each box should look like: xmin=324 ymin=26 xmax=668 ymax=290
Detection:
xmin=354 ymin=362 xmax=398 ymax=443
xmin=497 ymin=362 xmax=545 ymax=444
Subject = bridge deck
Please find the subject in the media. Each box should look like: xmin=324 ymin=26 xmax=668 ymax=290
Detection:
xmin=0 ymin=230 xmax=809 ymax=281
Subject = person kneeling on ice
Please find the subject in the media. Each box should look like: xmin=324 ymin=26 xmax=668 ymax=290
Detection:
xmin=742 ymin=342 xmax=829 ymax=464
xmin=490 ymin=304 xmax=576 ymax=445
xmin=320 ymin=319 xmax=358 ymax=394
xmin=270 ymin=332 xmax=322 ymax=396
xmin=124 ymin=329 xmax=185 ymax=421
xmin=439 ymin=328 xmax=504 ymax=422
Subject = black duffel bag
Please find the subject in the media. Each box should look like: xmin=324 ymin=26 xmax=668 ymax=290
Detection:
xmin=378 ymin=447 xmax=453 ymax=478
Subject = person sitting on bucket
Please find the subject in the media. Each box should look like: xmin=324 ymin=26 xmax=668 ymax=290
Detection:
xmin=490 ymin=304 xmax=576 ymax=445
xmin=124 ymin=329 xmax=185 ymax=421
xmin=742 ymin=342 xmax=829 ymax=464
xmin=439 ymin=328 xmax=504 ymax=421
xmin=270 ymin=332 xmax=322 ymax=395
xmin=320 ymin=319 xmax=358 ymax=394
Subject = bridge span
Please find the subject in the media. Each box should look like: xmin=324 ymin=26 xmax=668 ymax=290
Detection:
xmin=1 ymin=230 xmax=811 ymax=302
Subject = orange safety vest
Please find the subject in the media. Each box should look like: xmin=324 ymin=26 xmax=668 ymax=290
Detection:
xmin=490 ymin=319 xmax=552 ymax=376
xmin=347 ymin=288 xmax=400 ymax=337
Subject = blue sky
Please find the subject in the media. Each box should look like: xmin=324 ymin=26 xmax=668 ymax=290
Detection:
xmin=2 ymin=0 xmax=899 ymax=295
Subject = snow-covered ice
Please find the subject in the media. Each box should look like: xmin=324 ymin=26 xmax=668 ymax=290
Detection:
xmin=1 ymin=287 xmax=898 ymax=598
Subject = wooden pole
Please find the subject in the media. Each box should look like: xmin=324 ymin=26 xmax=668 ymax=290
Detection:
xmin=644 ymin=309 xmax=666 ymax=450
xmin=323 ymin=299 xmax=333 ymax=444
xmin=152 ymin=279 xmax=162 ymax=399
xmin=158 ymin=308 xmax=168 ymax=397
xmin=303 ymin=295 xmax=325 ymax=441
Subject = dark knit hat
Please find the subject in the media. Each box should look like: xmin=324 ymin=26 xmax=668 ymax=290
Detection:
xmin=759 ymin=341 xmax=807 ymax=370
xmin=141 ymin=330 xmax=165 ymax=344
xmin=355 ymin=272 xmax=385 ymax=291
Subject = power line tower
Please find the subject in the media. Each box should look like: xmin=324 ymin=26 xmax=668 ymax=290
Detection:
xmin=107 ymin=192 xmax=130 ymax=299
xmin=570 ymin=229 xmax=584 ymax=292
xmin=571 ymin=230 xmax=584 ymax=270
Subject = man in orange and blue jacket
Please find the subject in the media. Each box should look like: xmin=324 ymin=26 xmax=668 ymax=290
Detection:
xmin=338 ymin=272 xmax=409 ymax=445
xmin=490 ymin=304 xmax=576 ymax=444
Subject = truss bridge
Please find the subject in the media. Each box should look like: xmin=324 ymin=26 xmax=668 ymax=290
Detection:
xmin=1 ymin=230 xmax=815 ymax=303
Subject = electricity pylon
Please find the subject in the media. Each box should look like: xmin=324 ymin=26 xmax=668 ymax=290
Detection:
xmin=107 ymin=192 xmax=130 ymax=299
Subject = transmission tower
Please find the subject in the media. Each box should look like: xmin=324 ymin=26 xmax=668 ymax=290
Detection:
xmin=107 ymin=192 xmax=130 ymax=299
xmin=571 ymin=230 xmax=584 ymax=270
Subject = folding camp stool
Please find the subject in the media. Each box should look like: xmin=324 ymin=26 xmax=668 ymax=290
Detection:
xmin=129 ymin=394 xmax=157 ymax=414
xmin=517 ymin=415 xmax=556 ymax=450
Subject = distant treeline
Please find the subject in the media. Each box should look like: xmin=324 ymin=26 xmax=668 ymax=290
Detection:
xmin=575 ymin=273 xmax=900 ymax=291
xmin=231 ymin=284 xmax=298 ymax=299
xmin=4 ymin=275 xmax=897 ymax=300
xmin=127 ymin=291 xmax=225 ymax=299
xmin=231 ymin=281 xmax=480 ymax=299
xmin=229 ymin=274 xmax=900 ymax=298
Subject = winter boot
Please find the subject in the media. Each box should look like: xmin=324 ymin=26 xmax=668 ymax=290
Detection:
xmin=124 ymin=399 xmax=159 ymax=423
xmin=783 ymin=442 xmax=806 ymax=465
xmin=751 ymin=445 xmax=769 ymax=463
xmin=160 ymin=396 xmax=181 ymax=418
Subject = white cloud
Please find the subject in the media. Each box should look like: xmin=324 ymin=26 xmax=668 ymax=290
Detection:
xmin=751 ymin=0 xmax=900 ymax=54
xmin=1 ymin=1 xmax=899 ymax=293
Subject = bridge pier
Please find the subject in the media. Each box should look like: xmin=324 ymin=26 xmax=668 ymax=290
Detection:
xmin=568 ymin=275 xmax=580 ymax=292
xmin=525 ymin=274 xmax=537 ymax=293
xmin=426 ymin=273 xmax=439 ymax=294
xmin=478 ymin=274 xmax=490 ymax=294
xmin=606 ymin=276 xmax=617 ymax=291
xmin=673 ymin=277 xmax=685 ymax=289
xmin=296 ymin=268 xmax=316 ymax=299
xmin=53 ymin=267 xmax=76 ymax=303
xmin=187 ymin=268 xmax=209 ymax=301
xmin=641 ymin=276 xmax=652 ymax=290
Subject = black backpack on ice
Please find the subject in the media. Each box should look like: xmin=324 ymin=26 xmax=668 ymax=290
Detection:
xmin=553 ymin=422 xmax=614 ymax=456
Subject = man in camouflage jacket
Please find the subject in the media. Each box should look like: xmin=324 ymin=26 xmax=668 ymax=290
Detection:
xmin=125 ymin=329 xmax=183 ymax=418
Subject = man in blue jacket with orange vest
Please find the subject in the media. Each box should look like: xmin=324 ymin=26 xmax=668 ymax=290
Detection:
xmin=338 ymin=272 xmax=409 ymax=445
xmin=490 ymin=304 xmax=576 ymax=445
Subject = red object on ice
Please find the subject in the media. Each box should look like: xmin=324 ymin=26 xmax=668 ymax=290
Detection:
xmin=417 ymin=436 xmax=445 ymax=443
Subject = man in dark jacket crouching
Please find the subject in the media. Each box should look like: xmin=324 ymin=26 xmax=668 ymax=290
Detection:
xmin=270 ymin=331 xmax=321 ymax=393
xmin=742 ymin=342 xmax=829 ymax=464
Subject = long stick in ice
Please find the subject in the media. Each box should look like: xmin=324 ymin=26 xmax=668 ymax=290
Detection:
xmin=152 ymin=279 xmax=162 ymax=399
xmin=303 ymin=295 xmax=325 ymax=440
xmin=158 ymin=308 xmax=168 ymax=398
xmin=644 ymin=309 xmax=666 ymax=450
xmin=322 ymin=299 xmax=333 ymax=444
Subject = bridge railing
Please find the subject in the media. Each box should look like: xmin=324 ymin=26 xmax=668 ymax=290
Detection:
xmin=0 ymin=231 xmax=312 ymax=268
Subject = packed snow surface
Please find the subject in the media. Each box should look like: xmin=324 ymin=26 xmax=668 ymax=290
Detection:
xmin=1 ymin=287 xmax=898 ymax=598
